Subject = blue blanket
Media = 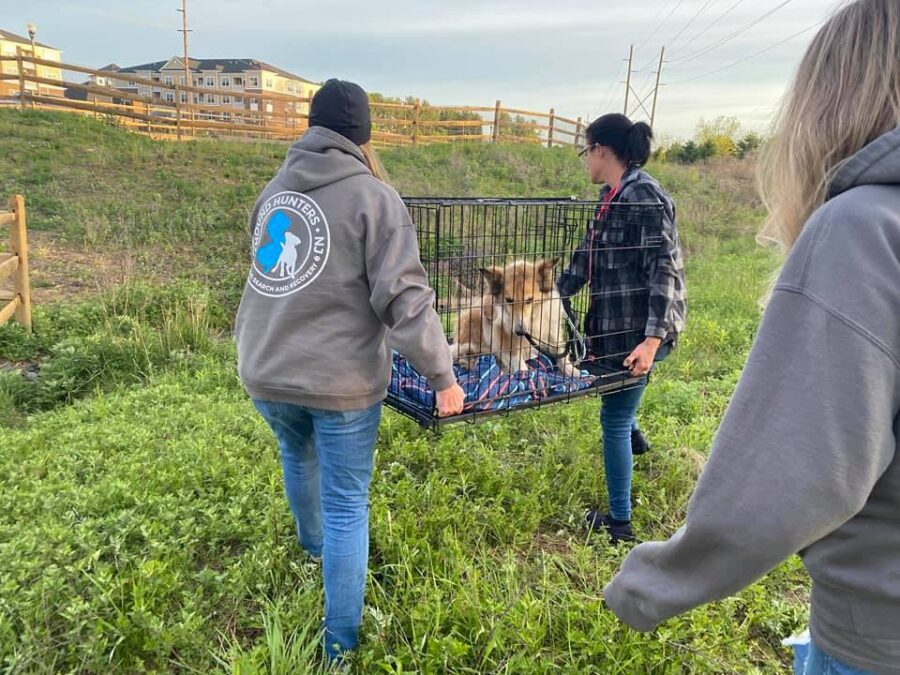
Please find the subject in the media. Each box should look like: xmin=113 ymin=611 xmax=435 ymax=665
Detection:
xmin=388 ymin=351 xmax=596 ymax=414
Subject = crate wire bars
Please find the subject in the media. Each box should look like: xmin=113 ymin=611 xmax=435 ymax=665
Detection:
xmin=388 ymin=197 xmax=665 ymax=428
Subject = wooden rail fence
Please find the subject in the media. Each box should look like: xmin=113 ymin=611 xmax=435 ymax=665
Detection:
xmin=0 ymin=195 xmax=32 ymax=332
xmin=0 ymin=52 xmax=586 ymax=148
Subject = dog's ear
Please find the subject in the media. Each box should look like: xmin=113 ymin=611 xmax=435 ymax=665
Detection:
xmin=536 ymin=258 xmax=560 ymax=293
xmin=479 ymin=267 xmax=504 ymax=296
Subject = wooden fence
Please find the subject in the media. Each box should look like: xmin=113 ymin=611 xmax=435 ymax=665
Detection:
xmin=0 ymin=195 xmax=32 ymax=332
xmin=0 ymin=52 xmax=586 ymax=148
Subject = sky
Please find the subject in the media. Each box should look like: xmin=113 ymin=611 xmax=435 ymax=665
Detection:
xmin=5 ymin=0 xmax=843 ymax=138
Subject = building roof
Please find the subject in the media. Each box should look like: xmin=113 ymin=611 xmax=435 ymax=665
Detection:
xmin=117 ymin=57 xmax=319 ymax=85
xmin=0 ymin=29 xmax=57 ymax=49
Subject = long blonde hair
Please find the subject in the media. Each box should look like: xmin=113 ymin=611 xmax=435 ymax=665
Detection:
xmin=757 ymin=0 xmax=900 ymax=254
xmin=360 ymin=142 xmax=387 ymax=182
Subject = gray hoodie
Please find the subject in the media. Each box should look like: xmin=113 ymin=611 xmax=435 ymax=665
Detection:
xmin=235 ymin=127 xmax=455 ymax=411
xmin=604 ymin=126 xmax=900 ymax=674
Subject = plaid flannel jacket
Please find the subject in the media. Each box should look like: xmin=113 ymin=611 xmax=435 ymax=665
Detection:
xmin=557 ymin=168 xmax=687 ymax=369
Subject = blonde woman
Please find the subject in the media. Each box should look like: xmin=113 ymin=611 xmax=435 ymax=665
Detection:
xmin=235 ymin=79 xmax=464 ymax=661
xmin=603 ymin=1 xmax=900 ymax=673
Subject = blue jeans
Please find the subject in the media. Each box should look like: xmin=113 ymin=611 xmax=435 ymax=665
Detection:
xmin=253 ymin=399 xmax=382 ymax=661
xmin=599 ymin=344 xmax=670 ymax=521
xmin=600 ymin=383 xmax=646 ymax=521
xmin=794 ymin=636 xmax=875 ymax=674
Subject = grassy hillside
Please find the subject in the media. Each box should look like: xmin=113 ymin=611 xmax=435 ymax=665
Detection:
xmin=0 ymin=111 xmax=802 ymax=674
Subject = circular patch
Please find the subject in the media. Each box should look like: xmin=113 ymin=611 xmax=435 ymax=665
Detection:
xmin=248 ymin=191 xmax=330 ymax=298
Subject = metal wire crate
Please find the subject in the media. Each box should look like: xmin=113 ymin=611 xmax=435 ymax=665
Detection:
xmin=388 ymin=197 xmax=665 ymax=427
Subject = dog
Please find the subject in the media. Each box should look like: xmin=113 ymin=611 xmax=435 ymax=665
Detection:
xmin=274 ymin=231 xmax=303 ymax=278
xmin=450 ymin=258 xmax=579 ymax=377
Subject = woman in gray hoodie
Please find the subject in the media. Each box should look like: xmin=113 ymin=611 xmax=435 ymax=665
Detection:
xmin=235 ymin=79 xmax=464 ymax=661
xmin=604 ymin=1 xmax=900 ymax=673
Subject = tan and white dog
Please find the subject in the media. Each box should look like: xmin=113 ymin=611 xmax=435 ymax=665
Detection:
xmin=450 ymin=258 xmax=579 ymax=377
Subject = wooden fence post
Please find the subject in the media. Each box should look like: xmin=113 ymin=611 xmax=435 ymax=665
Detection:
xmin=9 ymin=195 xmax=31 ymax=332
xmin=16 ymin=48 xmax=26 ymax=111
xmin=175 ymin=85 xmax=182 ymax=140
xmin=547 ymin=107 xmax=555 ymax=148
xmin=575 ymin=116 xmax=583 ymax=148
xmin=412 ymin=97 xmax=420 ymax=146
xmin=492 ymin=99 xmax=501 ymax=143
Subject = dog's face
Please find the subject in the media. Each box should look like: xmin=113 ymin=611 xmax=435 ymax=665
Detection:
xmin=479 ymin=258 xmax=560 ymax=334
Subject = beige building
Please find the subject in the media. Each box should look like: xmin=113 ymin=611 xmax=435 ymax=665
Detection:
xmin=93 ymin=57 xmax=320 ymax=120
xmin=0 ymin=28 xmax=64 ymax=99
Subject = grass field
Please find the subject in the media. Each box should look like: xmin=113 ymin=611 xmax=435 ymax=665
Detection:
xmin=0 ymin=111 xmax=806 ymax=674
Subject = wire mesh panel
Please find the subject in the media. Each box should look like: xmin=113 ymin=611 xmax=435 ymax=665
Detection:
xmin=388 ymin=197 xmax=665 ymax=427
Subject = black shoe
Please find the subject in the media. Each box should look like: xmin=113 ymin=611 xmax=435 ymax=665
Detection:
xmin=631 ymin=428 xmax=651 ymax=456
xmin=585 ymin=509 xmax=635 ymax=543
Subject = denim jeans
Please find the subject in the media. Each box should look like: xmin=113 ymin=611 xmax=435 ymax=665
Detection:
xmin=599 ymin=344 xmax=671 ymax=522
xmin=253 ymin=399 xmax=382 ymax=661
xmin=600 ymin=383 xmax=647 ymax=521
xmin=790 ymin=632 xmax=875 ymax=675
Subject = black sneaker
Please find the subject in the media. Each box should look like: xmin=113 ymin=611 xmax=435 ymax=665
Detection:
xmin=631 ymin=428 xmax=651 ymax=455
xmin=585 ymin=509 xmax=636 ymax=543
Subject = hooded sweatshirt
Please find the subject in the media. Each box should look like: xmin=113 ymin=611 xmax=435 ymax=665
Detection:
xmin=235 ymin=127 xmax=455 ymax=411
xmin=604 ymin=126 xmax=900 ymax=673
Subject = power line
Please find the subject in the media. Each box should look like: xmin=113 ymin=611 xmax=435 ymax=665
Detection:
xmin=667 ymin=0 xmax=747 ymax=58
xmin=666 ymin=0 xmax=719 ymax=54
xmin=666 ymin=21 xmax=821 ymax=84
xmin=600 ymin=60 xmax=627 ymax=110
xmin=668 ymin=0 xmax=795 ymax=66
xmin=638 ymin=0 xmax=687 ymax=52
xmin=634 ymin=0 xmax=680 ymax=51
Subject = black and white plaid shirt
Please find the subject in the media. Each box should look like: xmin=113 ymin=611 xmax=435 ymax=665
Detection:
xmin=557 ymin=168 xmax=687 ymax=369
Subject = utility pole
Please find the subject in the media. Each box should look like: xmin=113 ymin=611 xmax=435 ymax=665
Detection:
xmin=650 ymin=46 xmax=665 ymax=128
xmin=177 ymin=0 xmax=193 ymax=133
xmin=623 ymin=44 xmax=634 ymax=115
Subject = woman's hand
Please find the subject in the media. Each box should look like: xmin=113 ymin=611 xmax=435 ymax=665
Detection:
xmin=435 ymin=383 xmax=466 ymax=417
xmin=624 ymin=337 xmax=662 ymax=377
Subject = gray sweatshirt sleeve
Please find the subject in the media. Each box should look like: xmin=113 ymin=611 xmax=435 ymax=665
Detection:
xmin=365 ymin=190 xmax=456 ymax=393
xmin=603 ymin=198 xmax=900 ymax=631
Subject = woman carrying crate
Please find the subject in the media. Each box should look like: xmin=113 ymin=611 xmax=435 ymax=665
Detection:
xmin=604 ymin=1 xmax=900 ymax=673
xmin=234 ymin=79 xmax=465 ymax=662
xmin=558 ymin=113 xmax=687 ymax=543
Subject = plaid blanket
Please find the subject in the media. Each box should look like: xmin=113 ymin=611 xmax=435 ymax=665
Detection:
xmin=389 ymin=352 xmax=595 ymax=413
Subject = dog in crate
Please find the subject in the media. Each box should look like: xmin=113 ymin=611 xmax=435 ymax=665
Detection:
xmin=450 ymin=258 xmax=580 ymax=377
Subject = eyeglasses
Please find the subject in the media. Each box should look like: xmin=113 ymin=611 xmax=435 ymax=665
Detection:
xmin=578 ymin=143 xmax=597 ymax=159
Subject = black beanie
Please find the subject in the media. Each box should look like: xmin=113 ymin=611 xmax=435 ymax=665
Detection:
xmin=309 ymin=79 xmax=372 ymax=146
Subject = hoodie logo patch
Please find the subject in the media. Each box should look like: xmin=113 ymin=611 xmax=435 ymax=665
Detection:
xmin=249 ymin=191 xmax=330 ymax=298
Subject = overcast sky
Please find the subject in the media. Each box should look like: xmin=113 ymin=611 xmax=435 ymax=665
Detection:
xmin=7 ymin=0 xmax=842 ymax=138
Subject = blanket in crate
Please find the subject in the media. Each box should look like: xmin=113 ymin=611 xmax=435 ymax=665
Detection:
xmin=389 ymin=351 xmax=596 ymax=413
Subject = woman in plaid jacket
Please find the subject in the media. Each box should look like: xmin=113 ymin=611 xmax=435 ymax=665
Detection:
xmin=558 ymin=113 xmax=686 ymax=543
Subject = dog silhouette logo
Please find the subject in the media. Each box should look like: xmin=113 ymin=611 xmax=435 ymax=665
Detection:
xmin=250 ymin=191 xmax=330 ymax=298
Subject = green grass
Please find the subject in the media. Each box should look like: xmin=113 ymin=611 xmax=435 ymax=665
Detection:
xmin=0 ymin=111 xmax=804 ymax=673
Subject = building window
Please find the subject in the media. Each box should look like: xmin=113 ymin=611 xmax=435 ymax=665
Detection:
xmin=234 ymin=77 xmax=243 ymax=87
xmin=206 ymin=94 xmax=216 ymax=104
xmin=206 ymin=76 xmax=215 ymax=87
xmin=153 ymin=91 xmax=161 ymax=99
xmin=235 ymin=97 xmax=243 ymax=104
xmin=249 ymin=76 xmax=259 ymax=88
xmin=222 ymin=95 xmax=231 ymax=104
xmin=220 ymin=77 xmax=230 ymax=88
xmin=164 ymin=75 xmax=174 ymax=85
xmin=180 ymin=92 xmax=188 ymax=103
xmin=165 ymin=92 xmax=175 ymax=103
xmin=193 ymin=78 xmax=201 ymax=87
xmin=179 ymin=76 xmax=186 ymax=85
xmin=193 ymin=95 xmax=199 ymax=104
xmin=265 ymin=78 xmax=273 ymax=88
